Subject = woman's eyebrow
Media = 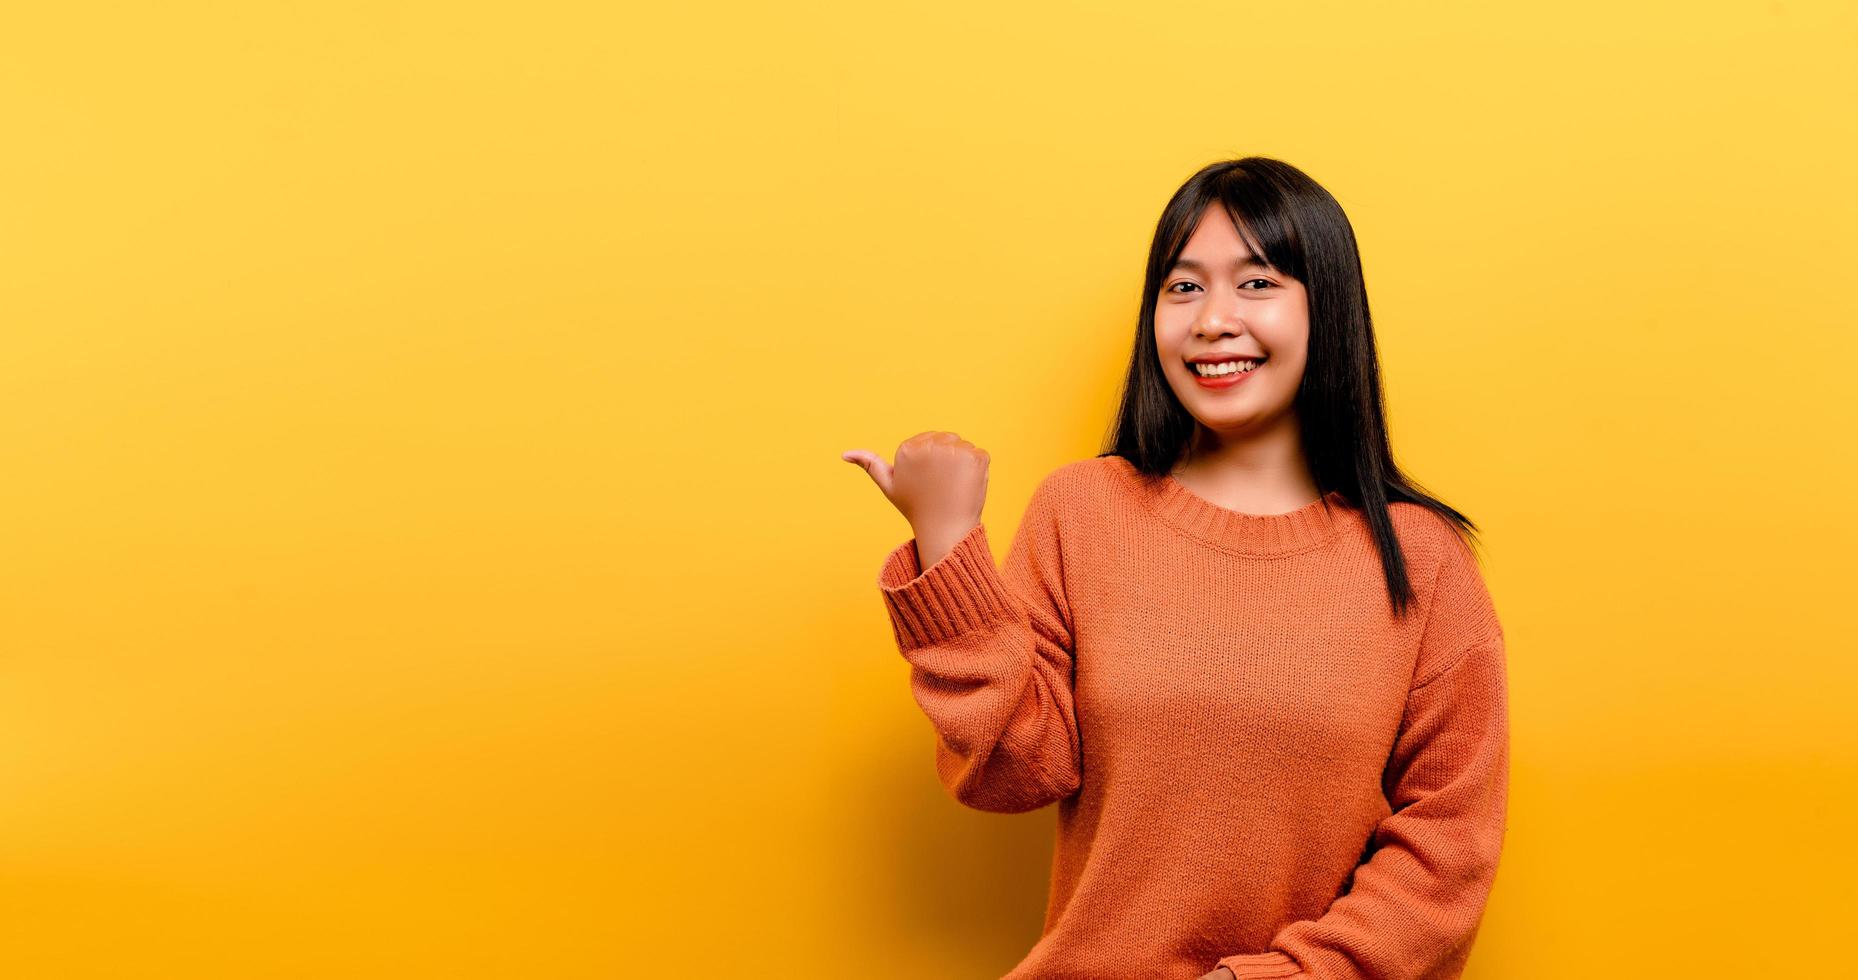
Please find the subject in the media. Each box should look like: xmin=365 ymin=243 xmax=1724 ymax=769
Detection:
xmin=1171 ymin=254 xmax=1270 ymax=272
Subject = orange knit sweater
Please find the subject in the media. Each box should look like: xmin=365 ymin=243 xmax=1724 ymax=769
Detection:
xmin=876 ymin=455 xmax=1508 ymax=979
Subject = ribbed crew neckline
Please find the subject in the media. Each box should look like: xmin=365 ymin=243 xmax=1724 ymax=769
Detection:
xmin=1107 ymin=455 xmax=1347 ymax=557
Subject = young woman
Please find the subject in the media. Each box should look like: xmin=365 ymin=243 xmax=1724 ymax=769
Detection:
xmin=841 ymin=157 xmax=1508 ymax=980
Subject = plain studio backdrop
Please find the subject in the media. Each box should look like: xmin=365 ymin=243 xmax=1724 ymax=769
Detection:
xmin=2 ymin=1 xmax=1853 ymax=977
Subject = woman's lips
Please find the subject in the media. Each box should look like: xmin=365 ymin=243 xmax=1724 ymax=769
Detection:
xmin=1189 ymin=362 xmax=1262 ymax=389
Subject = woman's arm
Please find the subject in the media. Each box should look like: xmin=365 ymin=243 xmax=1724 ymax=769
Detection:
xmin=876 ymin=473 xmax=1083 ymax=813
xmin=1214 ymin=531 xmax=1511 ymax=979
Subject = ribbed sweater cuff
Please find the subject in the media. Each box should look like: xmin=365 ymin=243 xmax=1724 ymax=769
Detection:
xmin=877 ymin=523 xmax=1015 ymax=650
xmin=1215 ymin=950 xmax=1305 ymax=978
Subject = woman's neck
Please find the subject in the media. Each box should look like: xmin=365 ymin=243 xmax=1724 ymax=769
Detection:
xmin=1173 ymin=419 xmax=1321 ymax=513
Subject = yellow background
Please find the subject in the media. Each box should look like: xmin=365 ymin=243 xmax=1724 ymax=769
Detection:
xmin=4 ymin=1 xmax=1854 ymax=976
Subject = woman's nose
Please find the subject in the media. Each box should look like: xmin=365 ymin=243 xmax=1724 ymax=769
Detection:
xmin=1195 ymin=312 xmax=1245 ymax=339
xmin=1194 ymin=291 xmax=1245 ymax=337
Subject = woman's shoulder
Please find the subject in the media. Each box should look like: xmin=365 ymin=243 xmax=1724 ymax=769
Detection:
xmin=1385 ymin=498 xmax=1461 ymax=546
xmin=1386 ymin=498 xmax=1503 ymax=657
xmin=1383 ymin=499 xmax=1479 ymax=570
xmin=1007 ymin=456 xmax=1137 ymax=530
xmin=1384 ymin=498 xmax=1495 ymax=615
xmin=1031 ymin=455 xmax=1138 ymax=504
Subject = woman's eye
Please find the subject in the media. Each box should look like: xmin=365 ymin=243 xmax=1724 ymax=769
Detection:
xmin=1167 ymin=279 xmax=1272 ymax=294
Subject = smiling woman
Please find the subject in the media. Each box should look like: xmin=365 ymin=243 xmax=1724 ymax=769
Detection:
xmin=847 ymin=156 xmax=1508 ymax=980
xmin=1109 ymin=158 xmax=1466 ymax=618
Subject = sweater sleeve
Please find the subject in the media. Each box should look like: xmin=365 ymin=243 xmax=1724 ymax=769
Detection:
xmin=876 ymin=475 xmax=1082 ymax=814
xmin=1215 ymin=531 xmax=1510 ymax=980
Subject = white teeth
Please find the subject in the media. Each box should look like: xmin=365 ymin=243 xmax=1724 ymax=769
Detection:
xmin=1190 ymin=359 xmax=1262 ymax=377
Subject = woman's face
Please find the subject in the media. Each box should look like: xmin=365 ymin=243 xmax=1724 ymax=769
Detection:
xmin=1153 ymin=203 xmax=1309 ymax=439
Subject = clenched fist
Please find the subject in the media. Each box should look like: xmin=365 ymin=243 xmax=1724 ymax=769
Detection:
xmin=842 ymin=431 xmax=991 ymax=570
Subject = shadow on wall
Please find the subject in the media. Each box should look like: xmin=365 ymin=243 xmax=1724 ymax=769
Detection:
xmin=834 ymin=714 xmax=1058 ymax=975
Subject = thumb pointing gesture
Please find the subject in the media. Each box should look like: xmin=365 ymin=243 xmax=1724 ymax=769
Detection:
xmin=842 ymin=432 xmax=991 ymax=538
xmin=840 ymin=449 xmax=895 ymax=500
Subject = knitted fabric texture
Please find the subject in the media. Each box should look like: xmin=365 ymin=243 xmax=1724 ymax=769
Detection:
xmin=876 ymin=455 xmax=1509 ymax=980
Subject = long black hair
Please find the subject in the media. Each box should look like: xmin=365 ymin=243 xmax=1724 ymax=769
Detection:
xmin=1100 ymin=156 xmax=1479 ymax=618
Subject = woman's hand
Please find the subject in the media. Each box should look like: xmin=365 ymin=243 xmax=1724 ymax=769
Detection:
xmin=842 ymin=431 xmax=990 ymax=567
xmin=1197 ymin=968 xmax=1236 ymax=980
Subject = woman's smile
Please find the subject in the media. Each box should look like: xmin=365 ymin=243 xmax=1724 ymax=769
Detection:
xmin=1187 ymin=357 xmax=1266 ymax=389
